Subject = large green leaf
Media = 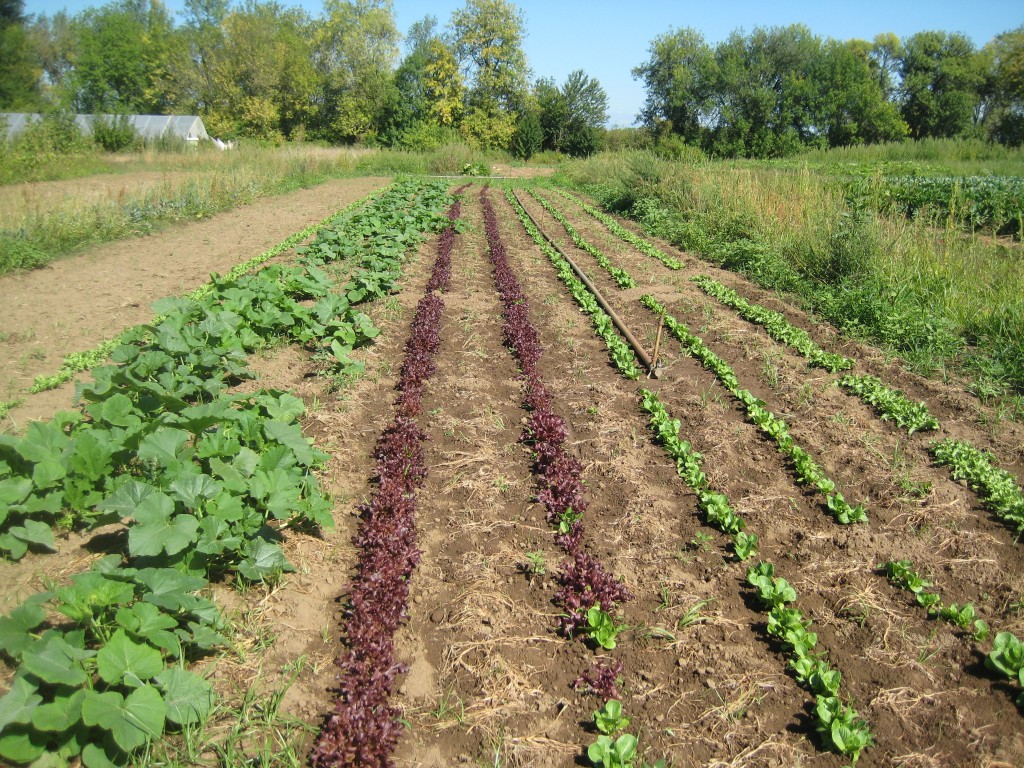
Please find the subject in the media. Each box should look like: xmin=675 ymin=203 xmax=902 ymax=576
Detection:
xmin=127 ymin=492 xmax=198 ymax=558
xmin=0 ymin=676 xmax=42 ymax=730
xmin=237 ymin=539 xmax=293 ymax=581
xmin=0 ymin=602 xmax=46 ymax=658
xmin=0 ymin=477 xmax=32 ymax=506
xmin=155 ymin=667 xmax=214 ymax=725
xmin=168 ymin=474 xmax=221 ymax=509
xmin=96 ymin=630 xmax=165 ymax=687
xmin=98 ymin=481 xmax=157 ymax=519
xmin=16 ymin=421 xmax=70 ymax=463
xmin=20 ymin=635 xmax=92 ymax=686
xmin=9 ymin=519 xmax=56 ymax=551
xmin=0 ymin=727 xmax=46 ymax=763
xmin=31 ymin=689 xmax=85 ymax=732
xmin=82 ymin=686 xmax=165 ymax=753
xmin=134 ymin=568 xmax=207 ymax=612
xmin=263 ymin=421 xmax=317 ymax=466
xmin=137 ymin=429 xmax=191 ymax=467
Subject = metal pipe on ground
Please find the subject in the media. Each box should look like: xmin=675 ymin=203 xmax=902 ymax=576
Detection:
xmin=512 ymin=189 xmax=660 ymax=378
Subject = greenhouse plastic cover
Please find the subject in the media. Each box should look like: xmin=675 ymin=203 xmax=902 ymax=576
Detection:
xmin=2 ymin=113 xmax=210 ymax=142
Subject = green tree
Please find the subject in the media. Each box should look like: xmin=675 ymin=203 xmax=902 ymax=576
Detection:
xmin=986 ymin=25 xmax=1024 ymax=145
xmin=510 ymin=105 xmax=541 ymax=159
xmin=899 ymin=31 xmax=984 ymax=138
xmin=68 ymin=0 xmax=182 ymax=113
xmin=0 ymin=0 xmax=41 ymax=109
xmin=808 ymin=40 xmax=907 ymax=146
xmin=450 ymin=0 xmax=528 ymax=148
xmin=632 ymin=26 xmax=716 ymax=144
xmin=533 ymin=76 xmax=566 ymax=150
xmin=312 ymin=0 xmax=399 ymax=143
xmin=708 ymin=25 xmax=822 ymax=157
xmin=198 ymin=1 xmax=316 ymax=139
xmin=28 ymin=12 xmax=75 ymax=103
xmin=558 ymin=69 xmax=607 ymax=156
xmin=867 ymin=32 xmax=904 ymax=100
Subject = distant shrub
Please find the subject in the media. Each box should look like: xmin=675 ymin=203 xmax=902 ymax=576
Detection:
xmin=91 ymin=114 xmax=140 ymax=152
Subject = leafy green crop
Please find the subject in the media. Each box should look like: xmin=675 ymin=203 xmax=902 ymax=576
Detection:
xmin=930 ymin=439 xmax=1024 ymax=537
xmin=691 ymin=275 xmax=853 ymax=372
xmin=30 ymin=192 xmax=380 ymax=395
xmin=986 ymin=632 xmax=1024 ymax=696
xmin=527 ymin=189 xmax=636 ymax=289
xmin=816 ymin=695 xmax=874 ymax=764
xmin=593 ymin=699 xmax=630 ymax=735
xmin=837 ymin=374 xmax=939 ymax=434
xmin=506 ymin=189 xmax=641 ymax=379
xmin=586 ymin=606 xmax=624 ymax=650
xmin=641 ymin=295 xmax=866 ymax=525
xmin=554 ymin=188 xmax=683 ymax=270
xmin=0 ymin=180 xmax=456 ymax=765
xmin=848 ymin=175 xmax=1024 ymax=238
xmin=587 ymin=733 xmax=638 ymax=768
xmin=743 ymin=561 xmax=872 ymax=762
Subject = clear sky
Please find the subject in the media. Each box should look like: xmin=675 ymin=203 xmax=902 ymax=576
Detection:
xmin=24 ymin=0 xmax=1024 ymax=127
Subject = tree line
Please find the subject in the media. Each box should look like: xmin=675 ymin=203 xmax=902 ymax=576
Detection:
xmin=633 ymin=24 xmax=1024 ymax=156
xmin=0 ymin=0 xmax=606 ymax=156
xmin=2 ymin=0 xmax=1022 ymax=157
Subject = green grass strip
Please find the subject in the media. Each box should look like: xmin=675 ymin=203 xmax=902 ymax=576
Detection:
xmin=691 ymin=275 xmax=853 ymax=372
xmin=505 ymin=188 xmax=641 ymax=380
xmin=930 ymin=438 xmax=1024 ymax=537
xmin=29 ymin=191 xmax=378 ymax=394
xmin=641 ymin=294 xmax=866 ymax=524
xmin=526 ymin=188 xmax=636 ymax=288
xmin=837 ymin=374 xmax=939 ymax=434
xmin=552 ymin=188 xmax=683 ymax=270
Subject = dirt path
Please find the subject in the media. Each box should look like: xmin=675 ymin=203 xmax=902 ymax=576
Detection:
xmin=0 ymin=176 xmax=387 ymax=429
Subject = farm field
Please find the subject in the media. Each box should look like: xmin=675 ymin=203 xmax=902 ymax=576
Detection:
xmin=0 ymin=176 xmax=387 ymax=426
xmin=1 ymin=176 xmax=1024 ymax=768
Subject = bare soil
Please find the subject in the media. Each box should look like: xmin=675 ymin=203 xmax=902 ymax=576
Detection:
xmin=2 ymin=181 xmax=1023 ymax=767
xmin=0 ymin=176 xmax=387 ymax=430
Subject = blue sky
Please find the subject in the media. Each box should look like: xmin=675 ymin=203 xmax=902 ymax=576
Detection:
xmin=25 ymin=0 xmax=1024 ymax=126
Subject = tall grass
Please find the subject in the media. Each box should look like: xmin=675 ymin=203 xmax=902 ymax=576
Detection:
xmin=0 ymin=144 xmax=367 ymax=274
xmin=559 ymin=150 xmax=1024 ymax=404
xmin=356 ymin=142 xmax=508 ymax=176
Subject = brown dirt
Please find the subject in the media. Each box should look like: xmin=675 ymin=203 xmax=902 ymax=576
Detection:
xmin=0 ymin=176 xmax=388 ymax=431
xmin=2 ymin=181 xmax=1024 ymax=767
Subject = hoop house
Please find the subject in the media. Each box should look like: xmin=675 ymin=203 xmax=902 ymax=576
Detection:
xmin=2 ymin=113 xmax=210 ymax=143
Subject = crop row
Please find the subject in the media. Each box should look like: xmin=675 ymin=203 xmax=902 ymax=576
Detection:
xmin=552 ymin=188 xmax=683 ymax=270
xmin=312 ymin=193 xmax=462 ymax=768
xmin=847 ymin=175 xmax=1024 ymax=237
xmin=640 ymin=295 xmax=867 ymax=524
xmin=510 ymin=188 xmax=872 ymax=763
xmin=482 ymin=188 xmax=639 ymax=763
xmin=0 ymin=181 xmax=455 ymax=766
xmin=837 ymin=374 xmax=939 ymax=434
xmin=634 ymin=391 xmax=871 ymax=764
xmin=525 ymin=188 xmax=636 ymax=289
xmin=930 ymin=439 xmax=1024 ymax=537
xmin=499 ymin=267 xmax=872 ymax=763
xmin=27 ymin=192 xmax=381 ymax=398
xmin=690 ymin=275 xmax=853 ymax=373
xmin=505 ymin=189 xmax=642 ymax=380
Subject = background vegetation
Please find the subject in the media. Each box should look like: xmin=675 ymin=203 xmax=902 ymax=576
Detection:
xmin=2 ymin=0 xmax=1022 ymax=157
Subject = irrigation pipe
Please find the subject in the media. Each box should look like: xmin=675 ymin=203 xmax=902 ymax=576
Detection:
xmin=512 ymin=189 xmax=660 ymax=377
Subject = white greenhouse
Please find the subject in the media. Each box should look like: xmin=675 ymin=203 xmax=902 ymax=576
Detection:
xmin=2 ymin=113 xmax=210 ymax=143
